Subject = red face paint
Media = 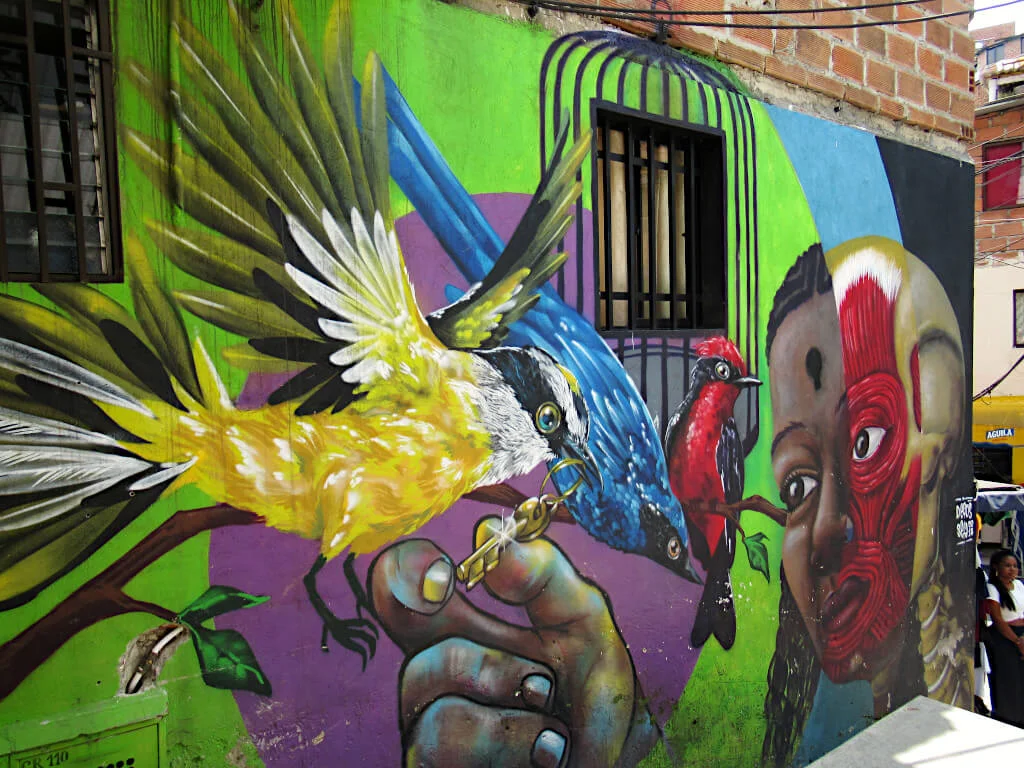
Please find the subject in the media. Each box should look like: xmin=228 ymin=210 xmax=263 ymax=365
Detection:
xmin=822 ymin=276 xmax=920 ymax=679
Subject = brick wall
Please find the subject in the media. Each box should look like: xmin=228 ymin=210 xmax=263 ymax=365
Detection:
xmin=592 ymin=0 xmax=975 ymax=141
xmin=972 ymin=102 xmax=1024 ymax=261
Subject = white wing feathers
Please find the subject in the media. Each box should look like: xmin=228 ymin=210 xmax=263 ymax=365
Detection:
xmin=0 ymin=407 xmax=194 ymax=532
xmin=285 ymin=207 xmax=437 ymax=389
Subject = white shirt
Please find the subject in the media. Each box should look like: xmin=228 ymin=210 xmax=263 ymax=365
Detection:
xmin=986 ymin=579 xmax=1024 ymax=623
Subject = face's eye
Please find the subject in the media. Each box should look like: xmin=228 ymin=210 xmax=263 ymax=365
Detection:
xmin=714 ymin=361 xmax=731 ymax=380
xmin=852 ymin=427 xmax=886 ymax=461
xmin=666 ymin=536 xmax=682 ymax=561
xmin=535 ymin=402 xmax=562 ymax=434
xmin=781 ymin=473 xmax=819 ymax=511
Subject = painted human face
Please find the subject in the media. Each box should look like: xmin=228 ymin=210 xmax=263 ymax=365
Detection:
xmin=770 ymin=286 xmax=918 ymax=683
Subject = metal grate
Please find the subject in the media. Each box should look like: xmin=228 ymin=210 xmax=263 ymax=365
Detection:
xmin=595 ymin=106 xmax=725 ymax=333
xmin=0 ymin=0 xmax=121 ymax=281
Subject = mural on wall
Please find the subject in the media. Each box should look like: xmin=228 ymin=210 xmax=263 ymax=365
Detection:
xmin=761 ymin=237 xmax=972 ymax=767
xmin=0 ymin=0 xmax=609 ymax=695
xmin=0 ymin=0 xmax=975 ymax=766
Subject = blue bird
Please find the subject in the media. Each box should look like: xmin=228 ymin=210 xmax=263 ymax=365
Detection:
xmin=372 ymin=70 xmax=702 ymax=584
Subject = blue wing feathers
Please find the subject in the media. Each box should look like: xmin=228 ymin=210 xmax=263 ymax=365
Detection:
xmin=387 ymin=72 xmax=682 ymax=554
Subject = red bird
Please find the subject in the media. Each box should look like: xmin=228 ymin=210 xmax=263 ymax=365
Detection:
xmin=664 ymin=337 xmax=760 ymax=649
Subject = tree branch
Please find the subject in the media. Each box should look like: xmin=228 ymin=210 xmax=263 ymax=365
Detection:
xmin=0 ymin=504 xmax=261 ymax=701
xmin=689 ymin=495 xmax=789 ymax=528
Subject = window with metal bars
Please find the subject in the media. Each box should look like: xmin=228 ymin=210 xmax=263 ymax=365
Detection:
xmin=0 ymin=0 xmax=121 ymax=282
xmin=593 ymin=106 xmax=725 ymax=333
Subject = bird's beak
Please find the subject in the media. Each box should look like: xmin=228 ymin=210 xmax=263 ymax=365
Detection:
xmin=670 ymin=548 xmax=704 ymax=585
xmin=734 ymin=376 xmax=762 ymax=388
xmin=561 ymin=441 xmax=603 ymax=491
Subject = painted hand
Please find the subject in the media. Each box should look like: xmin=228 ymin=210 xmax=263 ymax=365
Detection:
xmin=368 ymin=517 xmax=659 ymax=768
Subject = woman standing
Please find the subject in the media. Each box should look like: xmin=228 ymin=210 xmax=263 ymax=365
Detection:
xmin=984 ymin=549 xmax=1024 ymax=727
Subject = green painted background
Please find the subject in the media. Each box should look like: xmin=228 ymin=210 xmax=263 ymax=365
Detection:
xmin=0 ymin=0 xmax=827 ymax=765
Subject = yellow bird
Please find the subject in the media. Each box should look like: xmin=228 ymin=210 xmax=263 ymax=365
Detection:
xmin=0 ymin=0 xmax=597 ymax=665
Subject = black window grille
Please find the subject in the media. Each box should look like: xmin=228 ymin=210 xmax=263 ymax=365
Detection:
xmin=594 ymin=106 xmax=725 ymax=333
xmin=0 ymin=0 xmax=121 ymax=282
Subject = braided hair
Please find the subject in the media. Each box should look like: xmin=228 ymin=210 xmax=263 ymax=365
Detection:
xmin=989 ymin=549 xmax=1019 ymax=612
xmin=761 ymin=243 xmax=832 ymax=767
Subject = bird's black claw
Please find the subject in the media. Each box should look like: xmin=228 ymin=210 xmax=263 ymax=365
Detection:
xmin=319 ymin=616 xmax=378 ymax=667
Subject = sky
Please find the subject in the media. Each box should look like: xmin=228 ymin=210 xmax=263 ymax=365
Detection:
xmin=969 ymin=0 xmax=1024 ymax=34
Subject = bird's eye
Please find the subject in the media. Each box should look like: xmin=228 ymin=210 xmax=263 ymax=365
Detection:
xmin=852 ymin=427 xmax=886 ymax=461
xmin=535 ymin=402 xmax=562 ymax=434
xmin=714 ymin=361 xmax=730 ymax=380
xmin=780 ymin=473 xmax=819 ymax=511
xmin=666 ymin=536 xmax=682 ymax=561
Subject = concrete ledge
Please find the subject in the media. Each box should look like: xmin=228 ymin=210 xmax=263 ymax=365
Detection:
xmin=809 ymin=695 xmax=1024 ymax=767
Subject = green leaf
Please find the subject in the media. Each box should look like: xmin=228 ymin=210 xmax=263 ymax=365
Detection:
xmin=178 ymin=584 xmax=270 ymax=626
xmin=743 ymin=532 xmax=771 ymax=584
xmin=188 ymin=625 xmax=272 ymax=696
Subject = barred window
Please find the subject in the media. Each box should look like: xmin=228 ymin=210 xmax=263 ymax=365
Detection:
xmin=0 ymin=0 xmax=121 ymax=282
xmin=594 ymin=106 xmax=725 ymax=332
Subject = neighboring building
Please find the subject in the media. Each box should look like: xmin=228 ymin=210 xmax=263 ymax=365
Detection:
xmin=971 ymin=22 xmax=1024 ymax=484
xmin=0 ymin=2 xmax=977 ymax=767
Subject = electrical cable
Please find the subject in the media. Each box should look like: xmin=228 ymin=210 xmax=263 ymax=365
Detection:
xmin=970 ymin=124 xmax=1024 ymax=153
xmin=524 ymin=0 xmax=959 ymax=16
xmin=974 ymin=351 xmax=1024 ymax=400
xmin=517 ymin=0 xmax=1022 ymax=31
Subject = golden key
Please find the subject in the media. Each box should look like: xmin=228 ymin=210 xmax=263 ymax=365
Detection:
xmin=456 ymin=494 xmax=555 ymax=589
xmin=456 ymin=457 xmax=586 ymax=590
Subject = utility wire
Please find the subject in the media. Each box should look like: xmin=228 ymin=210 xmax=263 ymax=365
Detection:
xmin=526 ymin=0 xmax=952 ymax=16
xmin=974 ymin=352 xmax=1024 ymax=400
xmin=970 ymin=125 xmax=1024 ymax=152
xmin=977 ymin=234 xmax=1024 ymax=257
xmin=518 ymin=0 xmax=1022 ymax=30
xmin=978 ymin=149 xmax=1024 ymax=172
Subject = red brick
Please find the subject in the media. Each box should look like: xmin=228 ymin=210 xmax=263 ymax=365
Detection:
xmin=978 ymin=237 xmax=1006 ymax=251
xmin=917 ymin=46 xmax=943 ymax=80
xmin=846 ymin=83 xmax=881 ymax=112
xmin=669 ymin=27 xmax=718 ymax=57
xmin=673 ymin=0 xmax=727 ymax=26
xmin=795 ymin=30 xmax=831 ymax=70
xmin=952 ymin=29 xmax=975 ymax=61
xmin=807 ymin=71 xmax=846 ymax=100
xmin=994 ymin=221 xmax=1024 ymax=237
xmin=977 ymin=224 xmax=996 ymax=239
xmin=880 ymin=96 xmax=907 ymax=121
xmin=773 ymin=29 xmax=795 ymax=54
xmin=907 ymin=106 xmax=937 ymax=130
xmin=898 ymin=71 xmax=925 ymax=104
xmin=975 ymin=124 xmax=1010 ymax=142
xmin=765 ymin=56 xmax=808 ymax=87
xmin=950 ymin=92 xmax=974 ymax=121
xmin=737 ymin=26 xmax=773 ymax=51
xmin=933 ymin=114 xmax=960 ymax=138
xmin=832 ymin=45 xmax=864 ymax=83
xmin=857 ymin=26 xmax=886 ymax=57
xmin=718 ymin=40 xmax=766 ymax=72
xmin=943 ymin=59 xmax=969 ymax=91
xmin=888 ymin=34 xmax=916 ymax=70
xmin=896 ymin=4 xmax=925 ymax=37
xmin=864 ymin=0 xmax=895 ymax=22
xmin=866 ymin=60 xmax=896 ymax=96
xmin=925 ymin=20 xmax=952 ymax=50
xmin=823 ymin=4 xmax=856 ymax=43
xmin=926 ymin=81 xmax=951 ymax=111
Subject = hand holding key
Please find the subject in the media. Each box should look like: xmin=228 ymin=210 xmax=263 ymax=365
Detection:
xmin=456 ymin=459 xmax=586 ymax=589
xmin=457 ymin=494 xmax=556 ymax=588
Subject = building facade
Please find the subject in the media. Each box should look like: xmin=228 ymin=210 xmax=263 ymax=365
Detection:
xmin=0 ymin=1 xmax=977 ymax=766
xmin=971 ymin=21 xmax=1024 ymax=484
